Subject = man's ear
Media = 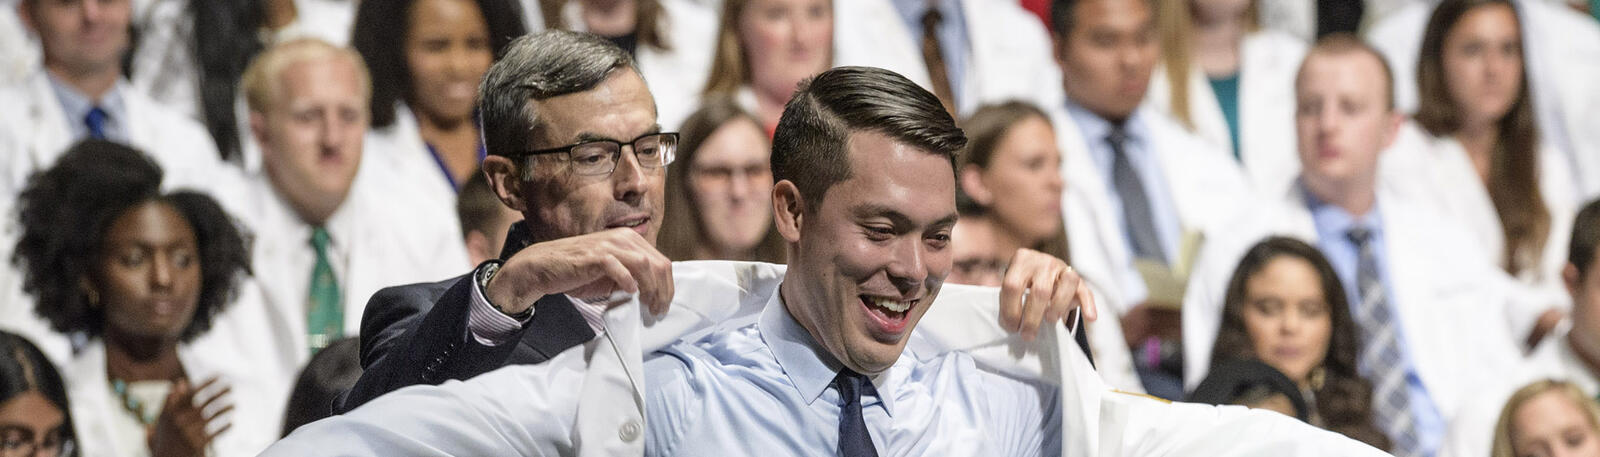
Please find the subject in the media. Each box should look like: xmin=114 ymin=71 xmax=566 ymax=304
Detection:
xmin=482 ymin=156 xmax=528 ymax=213
xmin=248 ymin=111 xmax=270 ymax=158
xmin=1379 ymin=112 xmax=1405 ymax=151
xmin=772 ymin=180 xmax=804 ymax=243
xmin=959 ymin=164 xmax=992 ymax=205
xmin=17 ymin=0 xmax=36 ymax=35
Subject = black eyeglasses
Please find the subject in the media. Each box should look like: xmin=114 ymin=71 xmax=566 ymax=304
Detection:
xmin=499 ymin=132 xmax=678 ymax=176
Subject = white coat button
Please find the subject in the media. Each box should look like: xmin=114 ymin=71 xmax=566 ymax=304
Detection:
xmin=619 ymin=420 xmax=641 ymax=442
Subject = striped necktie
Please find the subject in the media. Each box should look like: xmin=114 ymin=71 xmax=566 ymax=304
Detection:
xmin=1348 ymin=226 xmax=1420 ymax=456
xmin=307 ymin=227 xmax=343 ymax=354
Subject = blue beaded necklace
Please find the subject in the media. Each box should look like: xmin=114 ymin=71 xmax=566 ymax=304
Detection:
xmin=109 ymin=379 xmax=158 ymax=426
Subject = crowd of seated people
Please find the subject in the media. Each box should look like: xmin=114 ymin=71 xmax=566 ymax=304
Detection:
xmin=0 ymin=0 xmax=1598 ymax=455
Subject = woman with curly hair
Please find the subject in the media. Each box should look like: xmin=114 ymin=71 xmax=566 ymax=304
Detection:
xmin=12 ymin=140 xmax=275 ymax=457
xmin=1207 ymin=236 xmax=1389 ymax=450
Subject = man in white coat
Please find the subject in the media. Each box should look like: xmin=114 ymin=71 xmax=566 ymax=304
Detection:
xmin=263 ymin=64 xmax=1385 ymax=457
xmin=216 ymin=38 xmax=468 ymax=386
xmin=1048 ymin=0 xmax=1252 ymax=397
xmin=1180 ymin=35 xmax=1527 ymax=457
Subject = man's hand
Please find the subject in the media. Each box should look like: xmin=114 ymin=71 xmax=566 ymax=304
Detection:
xmin=997 ymin=248 xmax=1097 ymax=341
xmin=486 ymin=228 xmax=674 ymax=316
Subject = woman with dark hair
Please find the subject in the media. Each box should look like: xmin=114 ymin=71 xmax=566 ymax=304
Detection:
xmin=354 ymin=0 xmax=526 ymax=216
xmin=657 ymin=97 xmax=784 ymax=263
xmin=0 ymin=330 xmax=75 ymax=457
xmin=702 ymin=0 xmax=832 ymax=134
xmin=1396 ymin=0 xmax=1575 ymax=345
xmin=1210 ymin=236 xmax=1389 ymax=450
xmin=526 ymin=0 xmax=717 ymax=129
xmin=12 ymin=140 xmax=276 ymax=457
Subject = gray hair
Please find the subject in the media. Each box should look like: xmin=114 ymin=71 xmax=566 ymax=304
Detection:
xmin=478 ymin=30 xmax=642 ymax=171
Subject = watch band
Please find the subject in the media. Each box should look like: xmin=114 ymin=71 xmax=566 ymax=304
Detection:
xmin=478 ymin=262 xmax=533 ymax=320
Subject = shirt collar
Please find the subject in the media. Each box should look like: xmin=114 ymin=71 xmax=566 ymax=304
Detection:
xmin=1303 ymin=186 xmax=1383 ymax=239
xmin=45 ymin=71 xmax=125 ymax=124
xmin=1065 ymin=102 xmax=1149 ymax=152
xmin=758 ymin=287 xmax=902 ymax=417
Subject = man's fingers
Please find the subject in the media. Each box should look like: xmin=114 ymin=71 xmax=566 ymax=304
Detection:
xmin=598 ymin=255 xmax=639 ymax=297
xmin=1046 ymin=267 xmax=1078 ymax=324
xmin=1076 ymin=276 xmax=1098 ymax=322
xmin=1019 ymin=267 xmax=1060 ymax=341
xmin=998 ymin=271 xmax=1027 ymax=332
xmin=649 ymin=252 xmax=674 ymax=315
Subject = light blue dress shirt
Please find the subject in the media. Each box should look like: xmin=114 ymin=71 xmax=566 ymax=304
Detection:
xmin=1066 ymin=103 xmax=1184 ymax=267
xmin=643 ymin=289 xmax=1061 ymax=456
xmin=47 ymin=73 xmax=129 ymax=143
xmin=891 ymin=0 xmax=969 ymax=109
xmin=1305 ymin=191 xmax=1446 ymax=457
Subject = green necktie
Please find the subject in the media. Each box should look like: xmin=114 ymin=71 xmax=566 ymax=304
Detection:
xmin=307 ymin=227 xmax=342 ymax=355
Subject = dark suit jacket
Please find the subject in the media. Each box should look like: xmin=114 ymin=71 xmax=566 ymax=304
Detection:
xmin=336 ymin=222 xmax=594 ymax=413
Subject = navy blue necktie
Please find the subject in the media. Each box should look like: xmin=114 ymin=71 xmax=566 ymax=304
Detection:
xmin=835 ymin=369 xmax=879 ymax=457
xmin=84 ymin=106 xmax=108 ymax=140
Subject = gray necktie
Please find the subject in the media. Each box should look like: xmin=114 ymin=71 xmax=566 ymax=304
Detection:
xmin=1108 ymin=127 xmax=1164 ymax=264
xmin=1348 ymin=227 xmax=1421 ymax=456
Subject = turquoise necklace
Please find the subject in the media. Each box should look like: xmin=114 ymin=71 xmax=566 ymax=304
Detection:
xmin=109 ymin=379 xmax=159 ymax=426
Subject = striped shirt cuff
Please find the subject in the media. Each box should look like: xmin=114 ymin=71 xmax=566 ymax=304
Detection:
xmin=467 ymin=262 xmax=530 ymax=346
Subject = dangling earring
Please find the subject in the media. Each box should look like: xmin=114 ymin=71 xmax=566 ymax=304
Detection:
xmin=1310 ymin=366 xmax=1327 ymax=391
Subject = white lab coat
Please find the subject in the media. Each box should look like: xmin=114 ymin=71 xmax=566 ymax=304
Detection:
xmin=0 ymin=0 xmax=37 ymax=87
xmin=1145 ymin=31 xmax=1307 ymax=197
xmin=1179 ymin=177 xmax=1528 ymax=431
xmin=262 ymin=261 xmax=1387 ymax=457
xmin=1366 ymin=0 xmax=1600 ymax=201
xmin=1435 ymin=322 xmax=1595 ymax=457
xmin=1381 ymin=129 xmax=1577 ymax=318
xmin=0 ymin=70 xmax=238 ymax=202
xmin=534 ymin=0 xmax=716 ymax=130
xmin=362 ymin=103 xmax=461 ymax=230
xmin=221 ymin=149 xmax=470 ymax=385
xmin=1060 ymin=107 xmax=1253 ymax=316
xmin=64 ymin=336 xmax=284 ymax=457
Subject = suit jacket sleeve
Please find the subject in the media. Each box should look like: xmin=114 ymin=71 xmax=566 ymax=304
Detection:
xmin=336 ymin=264 xmax=594 ymax=413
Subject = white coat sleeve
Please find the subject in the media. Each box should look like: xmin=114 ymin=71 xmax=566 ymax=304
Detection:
xmin=261 ymin=347 xmax=592 ymax=457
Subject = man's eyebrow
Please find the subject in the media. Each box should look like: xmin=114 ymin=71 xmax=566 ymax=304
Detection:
xmin=571 ymin=124 xmax=663 ymax=143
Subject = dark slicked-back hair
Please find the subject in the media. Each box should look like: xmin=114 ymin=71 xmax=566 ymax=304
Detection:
xmin=479 ymin=30 xmax=644 ymax=164
xmin=1050 ymin=0 xmax=1155 ymax=39
xmin=771 ymin=66 xmax=967 ymax=208
xmin=1569 ymin=198 xmax=1600 ymax=276
xmin=13 ymin=140 xmax=250 ymax=342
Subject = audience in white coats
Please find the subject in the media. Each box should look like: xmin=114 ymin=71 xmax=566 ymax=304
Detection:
xmin=1181 ymin=35 xmax=1527 ymax=457
xmin=231 ymin=38 xmax=469 ymax=384
xmin=1147 ymin=0 xmax=1307 ymax=195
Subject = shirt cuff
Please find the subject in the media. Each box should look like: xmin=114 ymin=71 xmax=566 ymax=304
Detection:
xmin=467 ymin=261 xmax=530 ymax=346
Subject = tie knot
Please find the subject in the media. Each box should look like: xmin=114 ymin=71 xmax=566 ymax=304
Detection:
xmin=1346 ymin=226 xmax=1373 ymax=246
xmin=1105 ymin=127 xmax=1129 ymax=150
xmin=834 ymin=369 xmax=870 ymax=399
xmin=84 ymin=106 xmax=108 ymax=139
xmin=310 ymin=227 xmax=332 ymax=251
xmin=921 ymin=7 xmax=943 ymax=28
